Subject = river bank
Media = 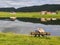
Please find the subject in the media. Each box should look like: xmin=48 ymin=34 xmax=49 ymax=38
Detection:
xmin=0 ymin=12 xmax=60 ymax=18
xmin=0 ymin=32 xmax=60 ymax=45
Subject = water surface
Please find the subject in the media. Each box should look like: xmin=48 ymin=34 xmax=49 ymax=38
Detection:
xmin=0 ymin=19 xmax=60 ymax=36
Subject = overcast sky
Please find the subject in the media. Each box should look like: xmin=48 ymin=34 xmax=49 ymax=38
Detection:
xmin=0 ymin=0 xmax=60 ymax=8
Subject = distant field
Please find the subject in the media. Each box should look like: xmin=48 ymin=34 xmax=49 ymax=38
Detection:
xmin=0 ymin=32 xmax=60 ymax=45
xmin=0 ymin=12 xmax=60 ymax=18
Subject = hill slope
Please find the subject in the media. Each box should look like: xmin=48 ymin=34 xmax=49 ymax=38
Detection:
xmin=0 ymin=4 xmax=60 ymax=12
xmin=16 ymin=4 xmax=60 ymax=12
xmin=0 ymin=7 xmax=15 ymax=12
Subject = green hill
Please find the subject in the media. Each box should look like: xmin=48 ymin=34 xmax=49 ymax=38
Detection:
xmin=0 ymin=4 xmax=60 ymax=12
xmin=16 ymin=4 xmax=60 ymax=12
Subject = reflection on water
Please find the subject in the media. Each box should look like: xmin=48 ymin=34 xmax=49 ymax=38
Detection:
xmin=0 ymin=19 xmax=60 ymax=36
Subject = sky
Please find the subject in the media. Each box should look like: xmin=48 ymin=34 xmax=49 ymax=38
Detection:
xmin=0 ymin=0 xmax=60 ymax=8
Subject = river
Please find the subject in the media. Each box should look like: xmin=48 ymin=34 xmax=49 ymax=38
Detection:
xmin=0 ymin=19 xmax=60 ymax=36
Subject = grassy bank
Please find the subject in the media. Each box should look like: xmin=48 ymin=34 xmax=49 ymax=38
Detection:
xmin=0 ymin=32 xmax=60 ymax=45
xmin=0 ymin=12 xmax=60 ymax=18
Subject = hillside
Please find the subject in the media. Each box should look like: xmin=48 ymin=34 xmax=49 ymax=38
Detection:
xmin=16 ymin=4 xmax=60 ymax=12
xmin=0 ymin=7 xmax=15 ymax=12
xmin=0 ymin=4 xmax=60 ymax=12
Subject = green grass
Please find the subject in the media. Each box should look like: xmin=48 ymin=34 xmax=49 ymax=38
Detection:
xmin=0 ymin=12 xmax=60 ymax=18
xmin=0 ymin=32 xmax=60 ymax=45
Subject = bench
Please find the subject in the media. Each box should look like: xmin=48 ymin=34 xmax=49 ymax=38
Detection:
xmin=30 ymin=32 xmax=51 ymax=37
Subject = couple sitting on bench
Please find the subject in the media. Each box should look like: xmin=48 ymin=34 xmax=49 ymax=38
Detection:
xmin=30 ymin=27 xmax=50 ymax=37
xmin=35 ymin=28 xmax=45 ymax=37
xmin=35 ymin=28 xmax=45 ymax=33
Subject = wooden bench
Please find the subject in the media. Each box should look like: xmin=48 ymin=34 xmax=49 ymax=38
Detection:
xmin=30 ymin=32 xmax=51 ymax=37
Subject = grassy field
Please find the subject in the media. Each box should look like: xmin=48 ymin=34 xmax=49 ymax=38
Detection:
xmin=0 ymin=32 xmax=60 ymax=45
xmin=0 ymin=12 xmax=60 ymax=18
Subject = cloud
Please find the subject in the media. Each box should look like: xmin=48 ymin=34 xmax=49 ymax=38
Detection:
xmin=0 ymin=0 xmax=60 ymax=8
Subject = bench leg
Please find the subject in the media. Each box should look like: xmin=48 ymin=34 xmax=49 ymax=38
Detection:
xmin=34 ymin=34 xmax=37 ymax=37
xmin=38 ymin=34 xmax=40 ymax=37
xmin=42 ymin=35 xmax=44 ymax=36
xmin=34 ymin=34 xmax=40 ymax=37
